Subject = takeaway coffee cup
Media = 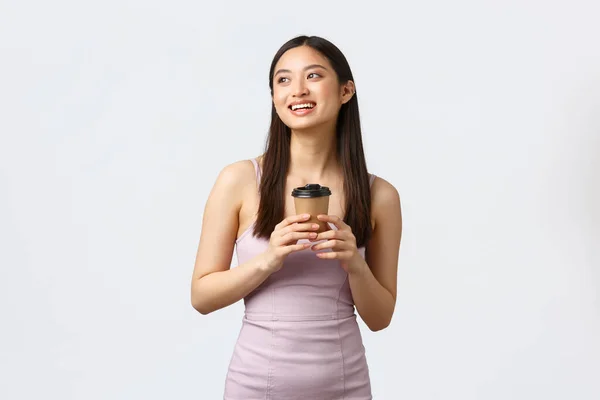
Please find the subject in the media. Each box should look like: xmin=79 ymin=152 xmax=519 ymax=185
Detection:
xmin=291 ymin=184 xmax=332 ymax=233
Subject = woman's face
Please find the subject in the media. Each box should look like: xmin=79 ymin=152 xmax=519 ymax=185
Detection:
xmin=272 ymin=46 xmax=354 ymax=132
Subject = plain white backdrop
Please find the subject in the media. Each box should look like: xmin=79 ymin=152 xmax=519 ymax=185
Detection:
xmin=1 ymin=0 xmax=599 ymax=399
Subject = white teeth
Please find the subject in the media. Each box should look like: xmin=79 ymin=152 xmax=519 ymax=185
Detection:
xmin=291 ymin=103 xmax=315 ymax=111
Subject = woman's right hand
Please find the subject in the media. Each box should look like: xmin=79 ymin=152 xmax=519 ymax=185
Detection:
xmin=262 ymin=214 xmax=320 ymax=274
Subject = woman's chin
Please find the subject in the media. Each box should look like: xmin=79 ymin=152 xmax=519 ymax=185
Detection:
xmin=287 ymin=122 xmax=318 ymax=132
xmin=281 ymin=118 xmax=333 ymax=133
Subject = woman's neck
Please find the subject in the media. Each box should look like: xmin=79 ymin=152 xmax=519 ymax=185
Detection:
xmin=288 ymin=127 xmax=340 ymax=181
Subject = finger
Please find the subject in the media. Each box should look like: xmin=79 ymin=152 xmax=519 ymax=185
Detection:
xmin=315 ymin=251 xmax=341 ymax=259
xmin=275 ymin=214 xmax=311 ymax=230
xmin=277 ymin=231 xmax=318 ymax=246
xmin=317 ymin=214 xmax=350 ymax=231
xmin=283 ymin=242 xmax=312 ymax=255
xmin=280 ymin=223 xmax=320 ymax=236
xmin=311 ymin=239 xmax=343 ymax=252
xmin=315 ymin=229 xmax=348 ymax=242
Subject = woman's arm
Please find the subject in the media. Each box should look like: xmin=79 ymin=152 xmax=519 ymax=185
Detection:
xmin=350 ymin=177 xmax=402 ymax=330
xmin=312 ymin=177 xmax=402 ymax=331
xmin=190 ymin=161 xmax=320 ymax=315
xmin=190 ymin=161 xmax=272 ymax=315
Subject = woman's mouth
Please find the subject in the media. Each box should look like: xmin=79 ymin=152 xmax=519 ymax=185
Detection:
xmin=289 ymin=102 xmax=316 ymax=116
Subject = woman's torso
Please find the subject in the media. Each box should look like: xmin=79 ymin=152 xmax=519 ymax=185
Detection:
xmin=223 ymin=158 xmax=374 ymax=399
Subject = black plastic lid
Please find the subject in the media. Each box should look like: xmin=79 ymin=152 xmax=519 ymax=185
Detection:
xmin=291 ymin=184 xmax=332 ymax=198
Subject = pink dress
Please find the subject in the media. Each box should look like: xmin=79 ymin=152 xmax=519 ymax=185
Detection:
xmin=224 ymin=159 xmax=375 ymax=400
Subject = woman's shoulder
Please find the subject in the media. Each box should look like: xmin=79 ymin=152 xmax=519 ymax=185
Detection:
xmin=215 ymin=157 xmax=261 ymax=184
xmin=370 ymin=174 xmax=401 ymax=212
xmin=210 ymin=157 xmax=262 ymax=204
xmin=368 ymin=174 xmax=401 ymax=234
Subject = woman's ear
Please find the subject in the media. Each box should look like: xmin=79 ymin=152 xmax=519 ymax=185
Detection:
xmin=340 ymin=81 xmax=356 ymax=104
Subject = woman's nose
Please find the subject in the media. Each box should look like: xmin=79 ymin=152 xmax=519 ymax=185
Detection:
xmin=292 ymin=80 xmax=309 ymax=97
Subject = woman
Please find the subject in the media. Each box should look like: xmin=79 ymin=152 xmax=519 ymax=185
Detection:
xmin=191 ymin=35 xmax=402 ymax=399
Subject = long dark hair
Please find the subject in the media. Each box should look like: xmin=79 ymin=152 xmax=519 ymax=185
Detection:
xmin=254 ymin=35 xmax=372 ymax=248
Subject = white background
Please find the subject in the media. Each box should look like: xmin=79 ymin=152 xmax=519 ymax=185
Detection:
xmin=1 ymin=1 xmax=599 ymax=399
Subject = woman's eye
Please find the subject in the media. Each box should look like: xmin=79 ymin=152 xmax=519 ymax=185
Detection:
xmin=307 ymin=73 xmax=321 ymax=79
xmin=278 ymin=77 xmax=290 ymax=83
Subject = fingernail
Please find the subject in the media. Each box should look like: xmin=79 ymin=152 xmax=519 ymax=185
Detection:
xmin=312 ymin=224 xmax=319 ymax=229
xmin=309 ymin=232 xmax=317 ymax=238
xmin=303 ymin=214 xmax=310 ymax=218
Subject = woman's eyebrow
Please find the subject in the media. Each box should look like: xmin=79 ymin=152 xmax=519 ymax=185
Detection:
xmin=274 ymin=64 xmax=328 ymax=77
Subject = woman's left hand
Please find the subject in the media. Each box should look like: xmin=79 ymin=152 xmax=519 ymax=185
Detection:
xmin=311 ymin=214 xmax=365 ymax=274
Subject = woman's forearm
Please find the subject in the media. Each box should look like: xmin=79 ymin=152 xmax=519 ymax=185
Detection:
xmin=191 ymin=254 xmax=272 ymax=315
xmin=348 ymin=259 xmax=396 ymax=331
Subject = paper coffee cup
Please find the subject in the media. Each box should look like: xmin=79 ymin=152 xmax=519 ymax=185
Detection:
xmin=291 ymin=184 xmax=332 ymax=233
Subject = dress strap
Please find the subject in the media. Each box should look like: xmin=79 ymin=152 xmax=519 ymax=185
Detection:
xmin=250 ymin=158 xmax=262 ymax=190
xmin=369 ymin=173 xmax=376 ymax=187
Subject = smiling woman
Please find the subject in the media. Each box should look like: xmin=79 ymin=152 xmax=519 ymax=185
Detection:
xmin=190 ymin=35 xmax=402 ymax=399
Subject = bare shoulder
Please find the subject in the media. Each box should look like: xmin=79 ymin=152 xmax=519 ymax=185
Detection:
xmin=215 ymin=159 xmax=257 ymax=187
xmin=211 ymin=158 xmax=258 ymax=198
xmin=371 ymin=176 xmax=401 ymax=208
xmin=370 ymin=175 xmax=401 ymax=229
